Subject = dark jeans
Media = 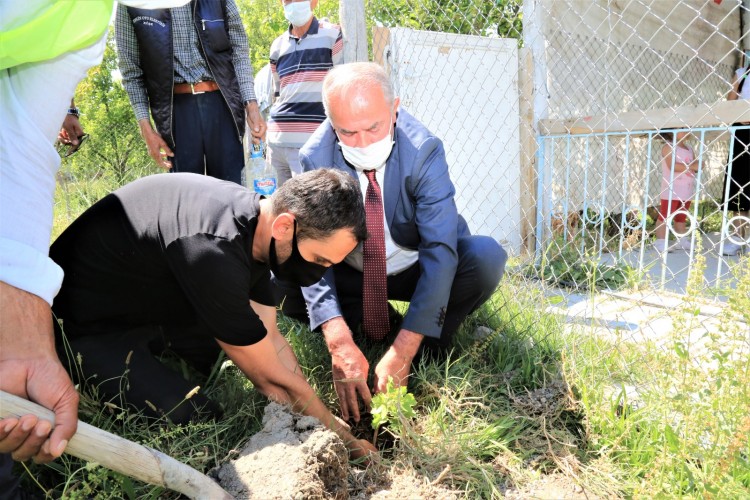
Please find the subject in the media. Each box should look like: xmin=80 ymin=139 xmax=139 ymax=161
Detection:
xmin=275 ymin=235 xmax=507 ymax=351
xmin=57 ymin=323 xmax=223 ymax=425
xmin=171 ymin=90 xmax=244 ymax=184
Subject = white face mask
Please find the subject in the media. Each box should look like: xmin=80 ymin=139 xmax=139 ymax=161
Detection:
xmin=284 ymin=1 xmax=313 ymax=27
xmin=337 ymin=120 xmax=395 ymax=171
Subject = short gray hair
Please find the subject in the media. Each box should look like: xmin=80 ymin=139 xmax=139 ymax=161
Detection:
xmin=322 ymin=62 xmax=395 ymax=117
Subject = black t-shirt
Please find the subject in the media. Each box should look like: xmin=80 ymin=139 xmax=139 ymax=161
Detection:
xmin=50 ymin=173 xmax=272 ymax=346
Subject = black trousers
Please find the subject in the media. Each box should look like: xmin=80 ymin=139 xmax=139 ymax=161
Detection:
xmin=57 ymin=323 xmax=223 ymax=425
xmin=275 ymin=235 xmax=507 ymax=351
xmin=171 ymin=90 xmax=244 ymax=184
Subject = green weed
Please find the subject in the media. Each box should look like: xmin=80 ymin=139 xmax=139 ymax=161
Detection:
xmin=529 ymin=235 xmax=640 ymax=292
xmin=370 ymin=378 xmax=417 ymax=435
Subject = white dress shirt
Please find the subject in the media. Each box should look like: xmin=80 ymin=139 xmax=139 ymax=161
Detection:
xmin=343 ymin=163 xmax=419 ymax=274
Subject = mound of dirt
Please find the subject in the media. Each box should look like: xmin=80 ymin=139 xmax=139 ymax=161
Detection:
xmin=217 ymin=402 xmax=349 ymax=499
xmin=350 ymin=469 xmax=460 ymax=500
xmin=216 ymin=402 xmax=465 ymax=499
xmin=504 ymin=473 xmax=596 ymax=499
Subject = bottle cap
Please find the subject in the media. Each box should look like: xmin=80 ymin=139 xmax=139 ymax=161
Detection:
xmin=250 ymin=140 xmax=264 ymax=158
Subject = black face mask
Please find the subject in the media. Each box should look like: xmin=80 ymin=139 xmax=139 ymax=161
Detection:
xmin=269 ymin=222 xmax=329 ymax=286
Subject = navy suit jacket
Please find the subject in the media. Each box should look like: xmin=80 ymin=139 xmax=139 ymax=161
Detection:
xmin=299 ymin=109 xmax=470 ymax=339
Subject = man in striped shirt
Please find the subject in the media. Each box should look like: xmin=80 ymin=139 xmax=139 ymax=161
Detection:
xmin=268 ymin=0 xmax=343 ymax=185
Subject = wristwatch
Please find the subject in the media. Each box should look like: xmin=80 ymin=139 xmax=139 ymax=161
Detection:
xmin=67 ymin=107 xmax=80 ymax=117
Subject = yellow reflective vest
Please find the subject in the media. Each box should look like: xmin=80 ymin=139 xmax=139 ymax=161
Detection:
xmin=0 ymin=0 xmax=113 ymax=70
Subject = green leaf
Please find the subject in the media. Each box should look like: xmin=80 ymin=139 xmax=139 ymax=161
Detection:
xmin=371 ymin=403 xmax=389 ymax=429
xmin=399 ymin=392 xmax=417 ymax=419
xmin=673 ymin=341 xmax=689 ymax=360
xmin=121 ymin=476 xmax=136 ymax=500
xmin=664 ymin=424 xmax=680 ymax=451
xmin=370 ymin=377 xmax=417 ymax=432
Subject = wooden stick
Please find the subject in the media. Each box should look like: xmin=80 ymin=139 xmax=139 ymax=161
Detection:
xmin=0 ymin=391 xmax=232 ymax=500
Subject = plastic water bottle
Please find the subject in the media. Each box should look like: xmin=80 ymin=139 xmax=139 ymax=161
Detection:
xmin=242 ymin=141 xmax=276 ymax=195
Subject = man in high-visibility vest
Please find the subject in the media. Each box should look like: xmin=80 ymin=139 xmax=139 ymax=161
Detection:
xmin=0 ymin=1 xmax=189 ymax=496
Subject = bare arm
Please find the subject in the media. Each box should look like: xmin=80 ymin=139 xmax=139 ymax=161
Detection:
xmin=661 ymin=144 xmax=693 ymax=174
xmin=217 ymin=333 xmax=376 ymax=459
xmin=373 ymin=328 xmax=424 ymax=395
xmin=245 ymin=101 xmax=266 ymax=144
xmin=728 ymin=73 xmax=740 ymax=101
xmin=138 ymin=119 xmax=173 ymax=170
xmin=58 ymin=99 xmax=85 ymax=155
xmin=0 ymin=282 xmax=79 ymax=463
xmin=249 ymin=300 xmax=301 ymax=377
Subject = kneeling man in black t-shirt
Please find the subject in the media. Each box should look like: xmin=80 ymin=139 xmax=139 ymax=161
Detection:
xmin=50 ymin=169 xmax=375 ymax=458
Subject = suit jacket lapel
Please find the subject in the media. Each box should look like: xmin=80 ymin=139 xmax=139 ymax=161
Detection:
xmin=383 ymin=132 xmax=399 ymax=227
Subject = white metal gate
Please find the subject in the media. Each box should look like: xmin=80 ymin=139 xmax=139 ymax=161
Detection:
xmin=380 ymin=28 xmax=523 ymax=253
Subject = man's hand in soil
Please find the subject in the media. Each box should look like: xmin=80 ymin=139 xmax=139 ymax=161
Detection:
xmin=322 ymin=317 xmax=371 ymax=423
xmin=347 ymin=437 xmax=378 ymax=462
xmin=373 ymin=329 xmax=424 ymax=394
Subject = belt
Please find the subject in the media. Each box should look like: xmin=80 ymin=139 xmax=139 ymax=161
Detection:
xmin=173 ymin=81 xmax=220 ymax=94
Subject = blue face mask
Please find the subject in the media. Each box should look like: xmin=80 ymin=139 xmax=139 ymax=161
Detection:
xmin=284 ymin=1 xmax=312 ymax=27
xmin=269 ymin=221 xmax=328 ymax=286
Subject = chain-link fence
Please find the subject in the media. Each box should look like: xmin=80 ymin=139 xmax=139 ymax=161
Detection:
xmin=364 ymin=3 xmax=748 ymax=495
xmin=526 ymin=0 xmax=746 ymax=294
xmin=365 ymin=6 xmax=748 ymax=288
xmin=54 ymin=0 xmax=748 ymax=494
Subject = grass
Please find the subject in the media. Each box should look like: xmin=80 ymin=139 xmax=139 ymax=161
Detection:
xmin=562 ymin=251 xmax=750 ymax=498
xmin=20 ymin=270 xmax=750 ymax=498
xmin=528 ymin=199 xmax=743 ymax=294
xmin=17 ymin=183 xmax=750 ymax=498
xmin=53 ymin=163 xmax=159 ymax=241
xmin=526 ymin=233 xmax=641 ymax=292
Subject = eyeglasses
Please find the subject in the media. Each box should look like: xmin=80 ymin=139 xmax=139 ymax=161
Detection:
xmin=56 ymin=134 xmax=89 ymax=158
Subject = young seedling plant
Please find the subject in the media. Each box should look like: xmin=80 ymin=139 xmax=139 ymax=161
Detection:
xmin=370 ymin=377 xmax=417 ymax=446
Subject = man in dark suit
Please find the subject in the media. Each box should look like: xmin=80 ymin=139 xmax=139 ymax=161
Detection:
xmin=274 ymin=62 xmax=507 ymax=422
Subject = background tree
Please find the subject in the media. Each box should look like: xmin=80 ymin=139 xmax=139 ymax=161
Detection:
xmin=365 ymin=0 xmax=522 ymax=38
xmin=70 ymin=31 xmax=156 ymax=188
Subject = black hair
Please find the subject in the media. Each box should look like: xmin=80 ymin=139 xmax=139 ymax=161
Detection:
xmin=657 ymin=131 xmax=674 ymax=143
xmin=271 ymin=169 xmax=368 ymax=243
